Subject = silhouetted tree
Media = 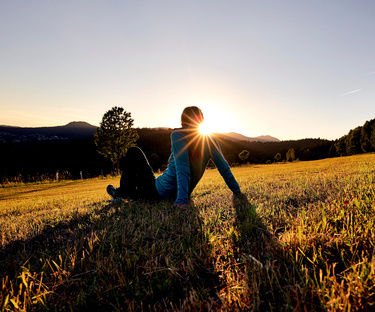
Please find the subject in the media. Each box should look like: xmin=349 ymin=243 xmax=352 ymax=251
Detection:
xmin=274 ymin=153 xmax=282 ymax=162
xmin=238 ymin=150 xmax=250 ymax=163
xmin=346 ymin=127 xmax=362 ymax=155
xmin=334 ymin=138 xmax=346 ymax=156
xmin=329 ymin=143 xmax=338 ymax=157
xmin=371 ymin=124 xmax=375 ymax=151
xmin=361 ymin=121 xmax=371 ymax=152
xmin=94 ymin=107 xmax=139 ymax=172
xmin=361 ymin=119 xmax=375 ymax=152
xmin=286 ymin=148 xmax=296 ymax=162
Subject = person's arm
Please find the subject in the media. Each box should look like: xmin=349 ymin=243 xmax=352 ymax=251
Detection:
xmin=171 ymin=131 xmax=190 ymax=204
xmin=209 ymin=137 xmax=241 ymax=194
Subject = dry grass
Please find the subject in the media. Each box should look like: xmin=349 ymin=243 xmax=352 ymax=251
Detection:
xmin=1 ymin=154 xmax=375 ymax=311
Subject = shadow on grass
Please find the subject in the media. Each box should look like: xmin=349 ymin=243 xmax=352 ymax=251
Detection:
xmin=0 ymin=200 xmax=111 ymax=276
xmin=232 ymin=194 xmax=321 ymax=311
xmin=0 ymin=199 xmax=221 ymax=311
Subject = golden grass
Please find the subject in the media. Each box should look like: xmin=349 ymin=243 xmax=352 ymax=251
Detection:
xmin=1 ymin=154 xmax=375 ymax=311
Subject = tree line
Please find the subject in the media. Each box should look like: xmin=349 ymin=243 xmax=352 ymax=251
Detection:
xmin=331 ymin=118 xmax=375 ymax=156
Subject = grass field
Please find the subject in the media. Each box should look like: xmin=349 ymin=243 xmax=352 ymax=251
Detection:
xmin=1 ymin=154 xmax=375 ymax=311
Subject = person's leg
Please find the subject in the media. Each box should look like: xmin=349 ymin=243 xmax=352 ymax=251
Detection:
xmin=119 ymin=146 xmax=156 ymax=199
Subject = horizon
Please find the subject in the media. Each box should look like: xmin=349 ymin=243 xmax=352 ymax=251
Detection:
xmin=0 ymin=116 xmax=372 ymax=141
xmin=1 ymin=118 xmax=363 ymax=142
xmin=1 ymin=1 xmax=375 ymax=140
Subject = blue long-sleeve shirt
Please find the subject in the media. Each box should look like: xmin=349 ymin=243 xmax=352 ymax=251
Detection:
xmin=155 ymin=128 xmax=241 ymax=204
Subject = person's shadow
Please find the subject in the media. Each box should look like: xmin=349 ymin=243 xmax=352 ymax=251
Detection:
xmin=2 ymin=194 xmax=322 ymax=311
xmin=0 ymin=199 xmax=222 ymax=311
xmin=232 ymin=193 xmax=320 ymax=311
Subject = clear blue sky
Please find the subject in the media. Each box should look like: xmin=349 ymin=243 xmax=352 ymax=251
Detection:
xmin=1 ymin=0 xmax=374 ymax=140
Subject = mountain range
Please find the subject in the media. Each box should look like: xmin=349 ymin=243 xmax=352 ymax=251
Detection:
xmin=223 ymin=132 xmax=279 ymax=143
xmin=0 ymin=122 xmax=97 ymax=143
xmin=0 ymin=122 xmax=280 ymax=143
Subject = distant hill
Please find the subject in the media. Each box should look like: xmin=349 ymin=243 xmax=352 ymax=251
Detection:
xmin=0 ymin=122 xmax=97 ymax=143
xmin=0 ymin=122 xmax=279 ymax=143
xmin=62 ymin=121 xmax=97 ymax=129
xmin=222 ymin=132 xmax=280 ymax=143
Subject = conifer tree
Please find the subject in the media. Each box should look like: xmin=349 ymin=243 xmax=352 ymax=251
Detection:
xmin=238 ymin=150 xmax=250 ymax=163
xmin=286 ymin=148 xmax=296 ymax=162
xmin=94 ymin=107 xmax=139 ymax=172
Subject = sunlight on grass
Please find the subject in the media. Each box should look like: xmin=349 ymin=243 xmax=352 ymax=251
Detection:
xmin=0 ymin=154 xmax=374 ymax=310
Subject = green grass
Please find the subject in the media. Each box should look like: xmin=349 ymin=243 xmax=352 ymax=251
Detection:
xmin=1 ymin=154 xmax=375 ymax=311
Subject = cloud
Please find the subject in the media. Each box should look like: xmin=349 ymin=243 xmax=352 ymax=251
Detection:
xmin=340 ymin=88 xmax=362 ymax=96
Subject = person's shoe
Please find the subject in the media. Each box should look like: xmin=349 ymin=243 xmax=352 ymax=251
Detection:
xmin=107 ymin=185 xmax=121 ymax=201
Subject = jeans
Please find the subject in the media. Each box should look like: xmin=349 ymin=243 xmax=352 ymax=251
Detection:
xmin=118 ymin=146 xmax=161 ymax=200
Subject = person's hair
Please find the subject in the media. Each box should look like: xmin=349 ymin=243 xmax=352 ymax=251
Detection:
xmin=181 ymin=106 xmax=204 ymax=128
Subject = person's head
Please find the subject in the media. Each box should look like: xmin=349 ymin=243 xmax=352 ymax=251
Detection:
xmin=181 ymin=106 xmax=204 ymax=128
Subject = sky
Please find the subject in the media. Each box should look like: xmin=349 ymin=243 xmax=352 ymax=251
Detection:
xmin=0 ymin=0 xmax=374 ymax=140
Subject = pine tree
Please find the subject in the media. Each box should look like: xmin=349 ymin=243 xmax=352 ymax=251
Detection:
xmin=274 ymin=153 xmax=282 ymax=162
xmin=238 ymin=150 xmax=250 ymax=164
xmin=346 ymin=127 xmax=362 ymax=155
xmin=286 ymin=148 xmax=296 ymax=162
xmin=94 ymin=107 xmax=139 ymax=172
xmin=335 ymin=138 xmax=347 ymax=156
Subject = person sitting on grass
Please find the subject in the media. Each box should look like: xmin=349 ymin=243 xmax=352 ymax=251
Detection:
xmin=107 ymin=106 xmax=241 ymax=207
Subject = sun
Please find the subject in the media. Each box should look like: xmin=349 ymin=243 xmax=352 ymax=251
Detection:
xmin=197 ymin=106 xmax=235 ymax=135
xmin=199 ymin=121 xmax=213 ymax=135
